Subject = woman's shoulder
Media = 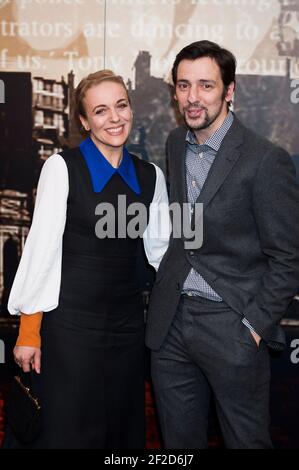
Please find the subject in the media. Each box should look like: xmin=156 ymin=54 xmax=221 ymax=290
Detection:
xmin=133 ymin=156 xmax=163 ymax=189
xmin=57 ymin=146 xmax=81 ymax=163
xmin=41 ymin=153 xmax=68 ymax=173
xmin=37 ymin=154 xmax=69 ymax=190
xmin=130 ymin=154 xmax=164 ymax=177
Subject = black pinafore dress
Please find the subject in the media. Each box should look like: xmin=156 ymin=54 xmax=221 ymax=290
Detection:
xmin=33 ymin=147 xmax=156 ymax=449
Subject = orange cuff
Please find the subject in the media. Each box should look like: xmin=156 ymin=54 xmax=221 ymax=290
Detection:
xmin=16 ymin=312 xmax=43 ymax=348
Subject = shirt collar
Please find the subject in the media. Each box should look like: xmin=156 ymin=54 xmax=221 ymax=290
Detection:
xmin=80 ymin=137 xmax=141 ymax=194
xmin=186 ymin=110 xmax=234 ymax=152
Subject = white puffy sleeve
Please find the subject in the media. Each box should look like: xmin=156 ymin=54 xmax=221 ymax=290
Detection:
xmin=143 ymin=163 xmax=171 ymax=271
xmin=8 ymin=154 xmax=69 ymax=315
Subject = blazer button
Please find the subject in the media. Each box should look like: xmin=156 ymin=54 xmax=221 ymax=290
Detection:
xmin=176 ymin=282 xmax=180 ymax=290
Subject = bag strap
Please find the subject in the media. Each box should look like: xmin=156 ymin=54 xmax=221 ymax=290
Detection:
xmin=18 ymin=370 xmax=32 ymax=389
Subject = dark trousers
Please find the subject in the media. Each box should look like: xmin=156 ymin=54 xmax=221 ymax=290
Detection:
xmin=151 ymin=295 xmax=273 ymax=449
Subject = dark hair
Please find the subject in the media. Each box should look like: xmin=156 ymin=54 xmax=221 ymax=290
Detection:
xmin=172 ymin=40 xmax=236 ymax=90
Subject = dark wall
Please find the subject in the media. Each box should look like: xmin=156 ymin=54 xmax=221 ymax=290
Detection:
xmin=0 ymin=72 xmax=34 ymax=193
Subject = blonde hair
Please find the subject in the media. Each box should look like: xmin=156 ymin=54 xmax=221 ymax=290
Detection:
xmin=75 ymin=70 xmax=130 ymax=118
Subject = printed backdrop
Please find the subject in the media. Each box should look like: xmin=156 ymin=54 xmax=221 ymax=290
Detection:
xmin=0 ymin=0 xmax=299 ymax=448
xmin=1 ymin=0 xmax=299 ymax=308
xmin=0 ymin=0 xmax=299 ymax=307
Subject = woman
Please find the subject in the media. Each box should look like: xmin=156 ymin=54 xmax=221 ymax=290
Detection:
xmin=7 ymin=70 xmax=169 ymax=449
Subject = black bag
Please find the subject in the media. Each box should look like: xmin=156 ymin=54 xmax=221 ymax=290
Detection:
xmin=5 ymin=371 xmax=41 ymax=445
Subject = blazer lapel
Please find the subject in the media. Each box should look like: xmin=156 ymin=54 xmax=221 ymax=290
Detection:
xmin=195 ymin=118 xmax=245 ymax=214
xmin=173 ymin=127 xmax=188 ymax=205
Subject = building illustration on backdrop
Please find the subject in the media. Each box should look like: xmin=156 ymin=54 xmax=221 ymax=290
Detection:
xmin=0 ymin=0 xmax=299 ymax=315
xmin=236 ymin=0 xmax=299 ymax=156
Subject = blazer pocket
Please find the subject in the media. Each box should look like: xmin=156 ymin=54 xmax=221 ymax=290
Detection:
xmin=242 ymin=322 xmax=260 ymax=350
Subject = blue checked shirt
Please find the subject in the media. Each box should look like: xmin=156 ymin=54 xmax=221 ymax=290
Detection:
xmin=182 ymin=111 xmax=255 ymax=333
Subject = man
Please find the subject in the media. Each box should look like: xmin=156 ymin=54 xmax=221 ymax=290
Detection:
xmin=146 ymin=40 xmax=299 ymax=449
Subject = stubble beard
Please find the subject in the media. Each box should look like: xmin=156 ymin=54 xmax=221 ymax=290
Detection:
xmin=183 ymin=89 xmax=228 ymax=132
xmin=184 ymin=105 xmax=223 ymax=132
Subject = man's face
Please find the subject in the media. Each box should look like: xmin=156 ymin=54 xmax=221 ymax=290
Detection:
xmin=174 ymin=57 xmax=234 ymax=140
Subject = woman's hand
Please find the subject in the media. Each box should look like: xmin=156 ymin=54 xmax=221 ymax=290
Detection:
xmin=13 ymin=346 xmax=41 ymax=374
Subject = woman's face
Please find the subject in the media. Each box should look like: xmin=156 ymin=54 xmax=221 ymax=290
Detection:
xmin=80 ymin=81 xmax=132 ymax=154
